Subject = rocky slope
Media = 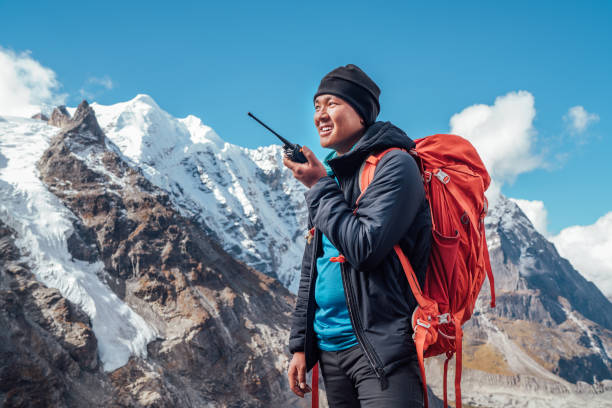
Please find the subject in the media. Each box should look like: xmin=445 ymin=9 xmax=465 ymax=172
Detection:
xmin=90 ymin=95 xmax=307 ymax=292
xmin=0 ymin=219 xmax=109 ymax=407
xmin=1 ymin=102 xmax=304 ymax=407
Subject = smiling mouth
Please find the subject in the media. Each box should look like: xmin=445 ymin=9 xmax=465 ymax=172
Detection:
xmin=319 ymin=126 xmax=333 ymax=136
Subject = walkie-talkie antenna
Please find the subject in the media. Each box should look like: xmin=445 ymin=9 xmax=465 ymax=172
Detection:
xmin=247 ymin=112 xmax=308 ymax=163
xmin=247 ymin=112 xmax=293 ymax=146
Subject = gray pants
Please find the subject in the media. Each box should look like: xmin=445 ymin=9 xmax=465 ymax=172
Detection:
xmin=318 ymin=344 xmax=424 ymax=408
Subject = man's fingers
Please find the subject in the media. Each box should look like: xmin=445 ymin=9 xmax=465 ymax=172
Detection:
xmin=297 ymin=366 xmax=307 ymax=391
xmin=288 ymin=364 xmax=305 ymax=398
xmin=283 ymin=156 xmax=297 ymax=171
xmin=301 ymin=146 xmax=318 ymax=165
xmin=288 ymin=364 xmax=296 ymax=386
xmin=290 ymin=383 xmax=304 ymax=398
xmin=284 ymin=156 xmax=306 ymax=178
xmin=283 ymin=146 xmax=325 ymax=188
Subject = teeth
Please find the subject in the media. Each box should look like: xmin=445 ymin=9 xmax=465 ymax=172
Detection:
xmin=321 ymin=127 xmax=332 ymax=131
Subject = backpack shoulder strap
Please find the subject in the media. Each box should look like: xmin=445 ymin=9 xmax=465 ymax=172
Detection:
xmin=356 ymin=147 xmax=405 ymax=206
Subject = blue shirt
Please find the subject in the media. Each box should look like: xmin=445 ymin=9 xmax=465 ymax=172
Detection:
xmin=313 ymin=150 xmax=358 ymax=351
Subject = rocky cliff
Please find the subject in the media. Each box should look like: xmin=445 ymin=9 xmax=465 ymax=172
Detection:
xmin=0 ymin=102 xmax=305 ymax=407
xmin=0 ymin=219 xmax=108 ymax=407
xmin=91 ymin=95 xmax=307 ymax=292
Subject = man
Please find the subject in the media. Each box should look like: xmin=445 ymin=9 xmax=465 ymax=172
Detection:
xmin=285 ymin=64 xmax=432 ymax=407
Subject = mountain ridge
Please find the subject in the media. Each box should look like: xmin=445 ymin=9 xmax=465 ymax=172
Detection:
xmin=90 ymin=94 xmax=308 ymax=291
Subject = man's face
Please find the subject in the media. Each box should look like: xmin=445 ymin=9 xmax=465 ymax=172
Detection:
xmin=314 ymin=94 xmax=365 ymax=154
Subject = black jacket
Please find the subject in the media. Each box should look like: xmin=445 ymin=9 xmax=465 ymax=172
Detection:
xmin=288 ymin=121 xmax=432 ymax=388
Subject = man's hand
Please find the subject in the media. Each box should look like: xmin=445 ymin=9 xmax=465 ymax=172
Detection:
xmin=288 ymin=352 xmax=312 ymax=398
xmin=283 ymin=146 xmax=327 ymax=188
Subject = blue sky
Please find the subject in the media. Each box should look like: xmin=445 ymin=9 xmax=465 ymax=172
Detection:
xmin=1 ymin=0 xmax=610 ymax=235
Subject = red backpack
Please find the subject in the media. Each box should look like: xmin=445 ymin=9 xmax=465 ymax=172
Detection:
xmin=311 ymin=134 xmax=496 ymax=408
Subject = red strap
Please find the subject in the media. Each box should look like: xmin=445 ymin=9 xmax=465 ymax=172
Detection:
xmin=443 ymin=353 xmax=452 ymax=408
xmin=393 ymin=243 xmax=437 ymax=408
xmin=484 ymin=236 xmax=496 ymax=308
xmin=411 ymin=149 xmax=437 ymax=232
xmin=414 ymin=327 xmax=429 ymax=408
xmin=359 ymin=155 xmax=380 ymax=193
xmin=356 ymin=147 xmax=405 ymax=207
xmin=330 ymin=255 xmax=346 ymax=263
xmin=454 ymin=319 xmax=463 ymax=408
xmin=393 ymin=245 xmax=429 ymax=309
xmin=312 ymin=362 xmax=319 ymax=408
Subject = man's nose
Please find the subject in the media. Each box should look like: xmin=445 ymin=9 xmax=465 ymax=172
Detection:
xmin=315 ymin=107 xmax=329 ymax=122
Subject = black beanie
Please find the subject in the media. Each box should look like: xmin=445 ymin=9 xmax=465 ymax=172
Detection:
xmin=313 ymin=64 xmax=381 ymax=126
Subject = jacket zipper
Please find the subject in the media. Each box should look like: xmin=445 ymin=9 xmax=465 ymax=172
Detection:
xmin=340 ymin=262 xmax=386 ymax=380
xmin=304 ymin=228 xmax=320 ymax=359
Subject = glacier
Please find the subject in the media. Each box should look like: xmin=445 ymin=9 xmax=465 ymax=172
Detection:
xmin=0 ymin=116 xmax=157 ymax=372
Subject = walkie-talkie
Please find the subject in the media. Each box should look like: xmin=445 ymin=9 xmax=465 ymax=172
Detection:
xmin=247 ymin=112 xmax=308 ymax=163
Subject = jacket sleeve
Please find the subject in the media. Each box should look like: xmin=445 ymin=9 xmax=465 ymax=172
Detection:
xmin=288 ymin=216 xmax=314 ymax=354
xmin=305 ymin=150 xmax=424 ymax=271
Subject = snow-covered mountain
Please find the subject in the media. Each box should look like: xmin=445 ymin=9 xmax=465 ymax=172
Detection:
xmin=0 ymin=115 xmax=157 ymax=372
xmin=0 ymin=102 xmax=302 ymax=407
xmin=90 ymin=95 xmax=307 ymax=292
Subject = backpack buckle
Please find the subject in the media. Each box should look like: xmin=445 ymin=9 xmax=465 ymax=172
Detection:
xmin=434 ymin=169 xmax=450 ymax=184
xmin=423 ymin=171 xmax=432 ymax=183
xmin=438 ymin=313 xmax=451 ymax=324
xmin=416 ymin=319 xmax=431 ymax=329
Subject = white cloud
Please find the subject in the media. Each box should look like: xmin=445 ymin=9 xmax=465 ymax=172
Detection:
xmin=0 ymin=47 xmax=66 ymax=117
xmin=564 ymin=105 xmax=599 ymax=133
xmin=509 ymin=198 xmax=549 ymax=237
xmin=88 ymin=76 xmax=114 ymax=90
xmin=79 ymin=75 xmax=114 ymax=101
xmin=449 ymin=91 xmax=541 ymax=200
xmin=450 ymin=93 xmax=611 ymax=300
xmin=551 ymin=212 xmax=612 ymax=300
